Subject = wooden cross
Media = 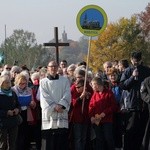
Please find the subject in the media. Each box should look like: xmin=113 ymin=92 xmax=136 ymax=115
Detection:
xmin=43 ymin=27 xmax=69 ymax=64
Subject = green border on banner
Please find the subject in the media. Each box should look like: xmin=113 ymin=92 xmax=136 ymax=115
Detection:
xmin=76 ymin=5 xmax=108 ymax=37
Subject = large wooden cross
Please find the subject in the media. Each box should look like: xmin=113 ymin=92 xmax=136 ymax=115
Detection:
xmin=43 ymin=27 xmax=69 ymax=64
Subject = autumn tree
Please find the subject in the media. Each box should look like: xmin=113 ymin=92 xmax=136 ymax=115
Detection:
xmin=137 ymin=3 xmax=150 ymax=40
xmin=137 ymin=3 xmax=150 ymax=64
xmin=89 ymin=16 xmax=148 ymax=72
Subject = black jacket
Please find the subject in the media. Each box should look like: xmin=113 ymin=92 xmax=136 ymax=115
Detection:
xmin=0 ymin=91 xmax=21 ymax=129
xmin=141 ymin=76 xmax=150 ymax=105
xmin=120 ymin=64 xmax=150 ymax=110
xmin=140 ymin=77 xmax=150 ymax=150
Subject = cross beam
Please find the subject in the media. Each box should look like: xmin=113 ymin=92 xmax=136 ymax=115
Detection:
xmin=43 ymin=27 xmax=69 ymax=64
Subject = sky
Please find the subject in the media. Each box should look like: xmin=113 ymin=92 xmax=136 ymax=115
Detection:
xmin=0 ymin=0 xmax=149 ymax=45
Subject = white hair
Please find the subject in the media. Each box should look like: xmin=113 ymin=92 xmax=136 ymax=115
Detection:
xmin=67 ymin=64 xmax=76 ymax=72
xmin=0 ymin=75 xmax=10 ymax=87
xmin=10 ymin=65 xmax=22 ymax=73
xmin=1 ymin=70 xmax=11 ymax=78
xmin=74 ymin=66 xmax=86 ymax=75
xmin=31 ymin=72 xmax=40 ymax=82
xmin=20 ymin=70 xmax=30 ymax=81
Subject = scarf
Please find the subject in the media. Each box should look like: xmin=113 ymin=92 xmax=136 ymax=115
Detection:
xmin=13 ymin=85 xmax=31 ymax=96
xmin=0 ymin=88 xmax=12 ymax=96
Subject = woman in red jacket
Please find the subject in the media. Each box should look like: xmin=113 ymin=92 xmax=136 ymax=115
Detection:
xmin=70 ymin=78 xmax=93 ymax=150
xmin=89 ymin=77 xmax=118 ymax=150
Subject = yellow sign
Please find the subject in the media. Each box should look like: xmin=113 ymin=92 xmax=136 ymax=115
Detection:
xmin=76 ymin=5 xmax=108 ymax=37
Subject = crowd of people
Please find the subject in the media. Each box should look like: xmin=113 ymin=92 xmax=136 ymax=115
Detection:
xmin=0 ymin=51 xmax=150 ymax=150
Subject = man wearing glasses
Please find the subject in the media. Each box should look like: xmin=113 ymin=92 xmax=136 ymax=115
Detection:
xmin=40 ymin=61 xmax=71 ymax=150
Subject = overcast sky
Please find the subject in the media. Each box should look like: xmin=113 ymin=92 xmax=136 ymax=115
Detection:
xmin=0 ymin=0 xmax=149 ymax=44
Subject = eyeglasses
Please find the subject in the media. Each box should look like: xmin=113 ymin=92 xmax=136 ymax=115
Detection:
xmin=75 ymin=86 xmax=83 ymax=89
xmin=6 ymin=67 xmax=11 ymax=70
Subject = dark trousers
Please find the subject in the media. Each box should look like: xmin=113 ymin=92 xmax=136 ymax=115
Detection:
xmin=41 ymin=128 xmax=68 ymax=150
xmin=73 ymin=123 xmax=88 ymax=150
xmin=28 ymin=121 xmax=41 ymax=150
xmin=16 ymin=110 xmax=30 ymax=150
xmin=93 ymin=123 xmax=115 ymax=150
xmin=0 ymin=126 xmax=18 ymax=150
xmin=141 ymin=117 xmax=150 ymax=150
xmin=113 ymin=113 xmax=123 ymax=148
xmin=122 ymin=110 xmax=149 ymax=150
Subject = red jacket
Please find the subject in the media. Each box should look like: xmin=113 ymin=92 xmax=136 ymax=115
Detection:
xmin=69 ymin=83 xmax=93 ymax=124
xmin=29 ymin=79 xmax=41 ymax=125
xmin=89 ymin=89 xmax=118 ymax=124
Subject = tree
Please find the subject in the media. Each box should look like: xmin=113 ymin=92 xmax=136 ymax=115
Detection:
xmin=0 ymin=29 xmax=54 ymax=69
xmin=78 ymin=36 xmax=88 ymax=54
xmin=137 ymin=3 xmax=150 ymax=64
xmin=59 ymin=39 xmax=88 ymax=64
xmin=89 ymin=16 xmax=149 ymax=72
xmin=137 ymin=3 xmax=150 ymax=40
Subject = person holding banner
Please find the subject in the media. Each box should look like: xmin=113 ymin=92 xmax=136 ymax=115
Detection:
xmin=69 ymin=78 xmax=93 ymax=150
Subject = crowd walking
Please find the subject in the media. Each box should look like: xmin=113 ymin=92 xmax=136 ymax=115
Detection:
xmin=0 ymin=51 xmax=150 ymax=150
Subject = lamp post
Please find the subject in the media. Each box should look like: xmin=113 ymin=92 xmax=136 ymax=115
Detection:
xmin=4 ymin=24 xmax=7 ymax=63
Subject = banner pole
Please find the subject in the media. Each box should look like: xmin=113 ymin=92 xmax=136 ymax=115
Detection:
xmin=82 ymin=36 xmax=92 ymax=113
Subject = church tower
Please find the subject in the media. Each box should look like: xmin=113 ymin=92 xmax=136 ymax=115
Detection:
xmin=62 ymin=27 xmax=68 ymax=42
